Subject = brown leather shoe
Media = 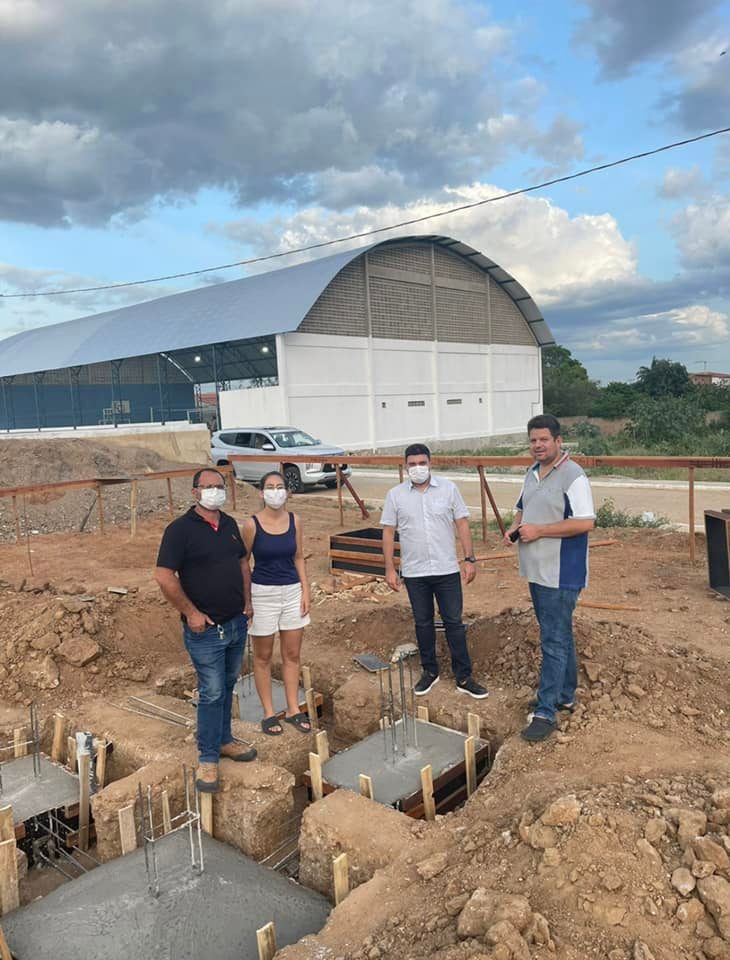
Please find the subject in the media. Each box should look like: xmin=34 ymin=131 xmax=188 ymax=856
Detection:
xmin=195 ymin=762 xmax=220 ymax=793
xmin=220 ymin=741 xmax=258 ymax=762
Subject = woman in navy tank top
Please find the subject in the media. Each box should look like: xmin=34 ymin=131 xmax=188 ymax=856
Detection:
xmin=242 ymin=471 xmax=311 ymax=735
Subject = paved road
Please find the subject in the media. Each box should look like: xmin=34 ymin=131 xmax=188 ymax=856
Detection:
xmin=311 ymin=468 xmax=730 ymax=529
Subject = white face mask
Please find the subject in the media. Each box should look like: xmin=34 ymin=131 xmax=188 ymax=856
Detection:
xmin=263 ymin=488 xmax=288 ymax=509
xmin=408 ymin=465 xmax=430 ymax=485
xmin=199 ymin=487 xmax=226 ymax=510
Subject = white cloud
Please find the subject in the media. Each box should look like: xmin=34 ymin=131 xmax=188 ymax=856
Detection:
xmin=572 ymin=304 xmax=729 ymax=352
xmin=216 ymin=181 xmax=637 ymax=306
xmin=672 ymin=195 xmax=730 ymax=267
xmin=659 ymin=165 xmax=706 ymax=199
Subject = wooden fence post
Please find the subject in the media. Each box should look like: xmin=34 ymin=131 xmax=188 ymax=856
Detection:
xmin=688 ymin=466 xmax=696 ymax=561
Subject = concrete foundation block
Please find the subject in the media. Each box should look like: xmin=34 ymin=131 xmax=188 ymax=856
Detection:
xmin=298 ymin=790 xmax=416 ymax=898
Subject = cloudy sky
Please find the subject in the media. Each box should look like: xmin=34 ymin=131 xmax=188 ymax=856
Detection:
xmin=1 ymin=0 xmax=729 ymax=383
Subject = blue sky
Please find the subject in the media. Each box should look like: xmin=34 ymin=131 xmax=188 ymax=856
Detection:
xmin=0 ymin=0 xmax=728 ymax=383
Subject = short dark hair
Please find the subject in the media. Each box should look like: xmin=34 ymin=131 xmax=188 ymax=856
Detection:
xmin=404 ymin=443 xmax=431 ymax=461
xmin=192 ymin=468 xmax=225 ymax=488
xmin=260 ymin=470 xmax=285 ymax=487
xmin=527 ymin=414 xmax=561 ymax=438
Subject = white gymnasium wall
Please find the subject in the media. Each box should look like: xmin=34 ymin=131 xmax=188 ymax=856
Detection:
xmin=219 ymin=384 xmax=285 ymax=428
xmin=218 ymin=334 xmax=541 ymax=448
xmin=490 ymin=345 xmax=542 ymax=435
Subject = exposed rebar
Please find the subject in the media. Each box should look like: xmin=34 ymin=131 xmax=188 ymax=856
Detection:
xmin=378 ymin=668 xmax=388 ymax=762
xmin=387 ymin=668 xmax=398 ymax=758
xmin=408 ymin=658 xmax=418 ymax=748
xmin=397 ymin=657 xmax=408 ymax=757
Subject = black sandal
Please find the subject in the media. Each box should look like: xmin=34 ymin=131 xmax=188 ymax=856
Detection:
xmin=261 ymin=715 xmax=283 ymax=736
xmin=284 ymin=712 xmax=312 ymax=733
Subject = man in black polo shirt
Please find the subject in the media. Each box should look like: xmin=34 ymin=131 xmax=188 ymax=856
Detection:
xmin=155 ymin=468 xmax=256 ymax=793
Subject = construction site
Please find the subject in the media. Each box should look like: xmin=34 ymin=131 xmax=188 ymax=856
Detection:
xmin=0 ymin=430 xmax=729 ymax=960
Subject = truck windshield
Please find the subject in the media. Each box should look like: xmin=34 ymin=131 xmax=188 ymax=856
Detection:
xmin=271 ymin=430 xmax=317 ymax=448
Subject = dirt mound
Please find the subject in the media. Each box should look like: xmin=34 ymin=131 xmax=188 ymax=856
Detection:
xmin=0 ymin=438 xmax=211 ymax=542
xmin=0 ymin=438 xmax=196 ymax=488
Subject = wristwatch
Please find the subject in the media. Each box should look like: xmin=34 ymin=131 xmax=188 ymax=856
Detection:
xmin=463 ymin=556 xmax=476 ymax=563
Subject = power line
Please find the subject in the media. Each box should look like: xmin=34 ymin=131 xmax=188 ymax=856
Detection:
xmin=2 ymin=125 xmax=729 ymax=299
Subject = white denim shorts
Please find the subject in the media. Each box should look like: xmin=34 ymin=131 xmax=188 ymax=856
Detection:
xmin=250 ymin=582 xmax=311 ymax=635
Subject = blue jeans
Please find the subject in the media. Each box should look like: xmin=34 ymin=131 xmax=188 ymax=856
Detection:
xmin=403 ymin=573 xmax=472 ymax=682
xmin=183 ymin=614 xmax=247 ymax=763
xmin=529 ymin=583 xmax=580 ymax=724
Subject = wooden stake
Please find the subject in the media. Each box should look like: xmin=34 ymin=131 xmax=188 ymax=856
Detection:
xmin=477 ymin=465 xmax=488 ymax=544
xmin=0 ymin=923 xmax=13 ymax=960
xmin=467 ymin=712 xmax=481 ymax=740
xmin=118 ymin=804 xmax=137 ymax=855
xmin=464 ymin=736 xmax=477 ymax=798
xmin=22 ymin=495 xmax=33 ymax=576
xmin=398 ymin=464 xmax=404 ymax=483
xmin=129 ymin=479 xmax=139 ymax=538
xmin=315 ymin=730 xmax=329 ymax=762
xmin=333 ymin=852 xmax=350 ymax=905
xmin=309 ymin=752 xmax=323 ymax=801
xmin=227 ymin=468 xmax=237 ymax=511
xmin=161 ymin=790 xmax=172 ymax=835
xmin=577 ymin=600 xmax=641 ymax=612
xmin=231 ymin=693 xmax=240 ymax=720
xmin=416 ymin=705 xmax=429 ymax=723
xmin=166 ymin=476 xmax=174 ymax=518
xmin=51 ymin=713 xmax=65 ymax=763
xmin=67 ymin=735 xmax=77 ymax=772
xmin=11 ymin=495 xmax=20 ymax=545
xmin=421 ymin=764 xmax=435 ymax=821
xmin=335 ymin=464 xmax=344 ymax=528
xmin=0 ymin=839 xmax=19 ymax=916
xmin=481 ymin=475 xmax=506 ymax=537
xmin=358 ymin=774 xmax=374 ymax=800
xmin=256 ymin=921 xmax=277 ymax=960
xmin=96 ymin=482 xmax=105 ymax=534
xmin=305 ymin=687 xmax=319 ymax=731
xmin=0 ymin=810 xmax=12 ymax=844
xmin=78 ymin=753 xmax=90 ymax=851
xmin=688 ymin=465 xmax=696 ymax=562
xmin=301 ymin=665 xmax=313 ymax=691
xmin=199 ymin=792 xmax=213 ymax=835
xmin=13 ymin=729 xmax=26 ymax=759
xmin=93 ymin=739 xmax=107 ymax=789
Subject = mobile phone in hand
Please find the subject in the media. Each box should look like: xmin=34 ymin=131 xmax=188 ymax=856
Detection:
xmin=509 ymin=528 xmax=520 ymax=542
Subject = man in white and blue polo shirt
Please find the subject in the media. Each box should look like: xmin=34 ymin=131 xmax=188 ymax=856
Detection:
xmin=504 ymin=415 xmax=595 ymax=742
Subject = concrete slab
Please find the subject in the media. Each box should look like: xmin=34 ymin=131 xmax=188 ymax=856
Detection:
xmin=234 ymin=676 xmax=304 ymax=723
xmin=322 ymin=719 xmax=484 ymax=807
xmin=3 ymin=829 xmax=330 ymax=960
xmin=0 ymin=755 xmax=79 ymax=824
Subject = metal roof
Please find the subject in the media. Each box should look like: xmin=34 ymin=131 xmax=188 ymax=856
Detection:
xmin=0 ymin=235 xmax=553 ymax=378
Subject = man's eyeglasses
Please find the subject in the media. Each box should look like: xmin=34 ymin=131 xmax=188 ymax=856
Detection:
xmin=198 ymin=483 xmax=226 ymax=490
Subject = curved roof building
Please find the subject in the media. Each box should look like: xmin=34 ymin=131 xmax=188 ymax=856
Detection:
xmin=0 ymin=235 xmax=552 ymax=445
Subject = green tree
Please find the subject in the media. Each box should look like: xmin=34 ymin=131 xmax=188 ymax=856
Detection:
xmin=542 ymin=345 xmax=598 ymax=417
xmin=635 ymin=357 xmax=691 ymax=398
xmin=590 ymin=381 xmax=638 ymax=418
xmin=624 ymin=395 xmax=705 ymax=447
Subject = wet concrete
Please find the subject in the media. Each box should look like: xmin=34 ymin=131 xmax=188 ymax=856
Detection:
xmin=323 ymin=718 xmax=483 ymax=807
xmin=234 ymin=676 xmax=304 ymax=723
xmin=3 ymin=829 xmax=330 ymax=959
xmin=0 ymin=755 xmax=79 ymax=823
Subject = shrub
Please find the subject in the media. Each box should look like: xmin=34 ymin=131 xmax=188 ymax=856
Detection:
xmin=595 ymin=498 xmax=668 ymax=528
